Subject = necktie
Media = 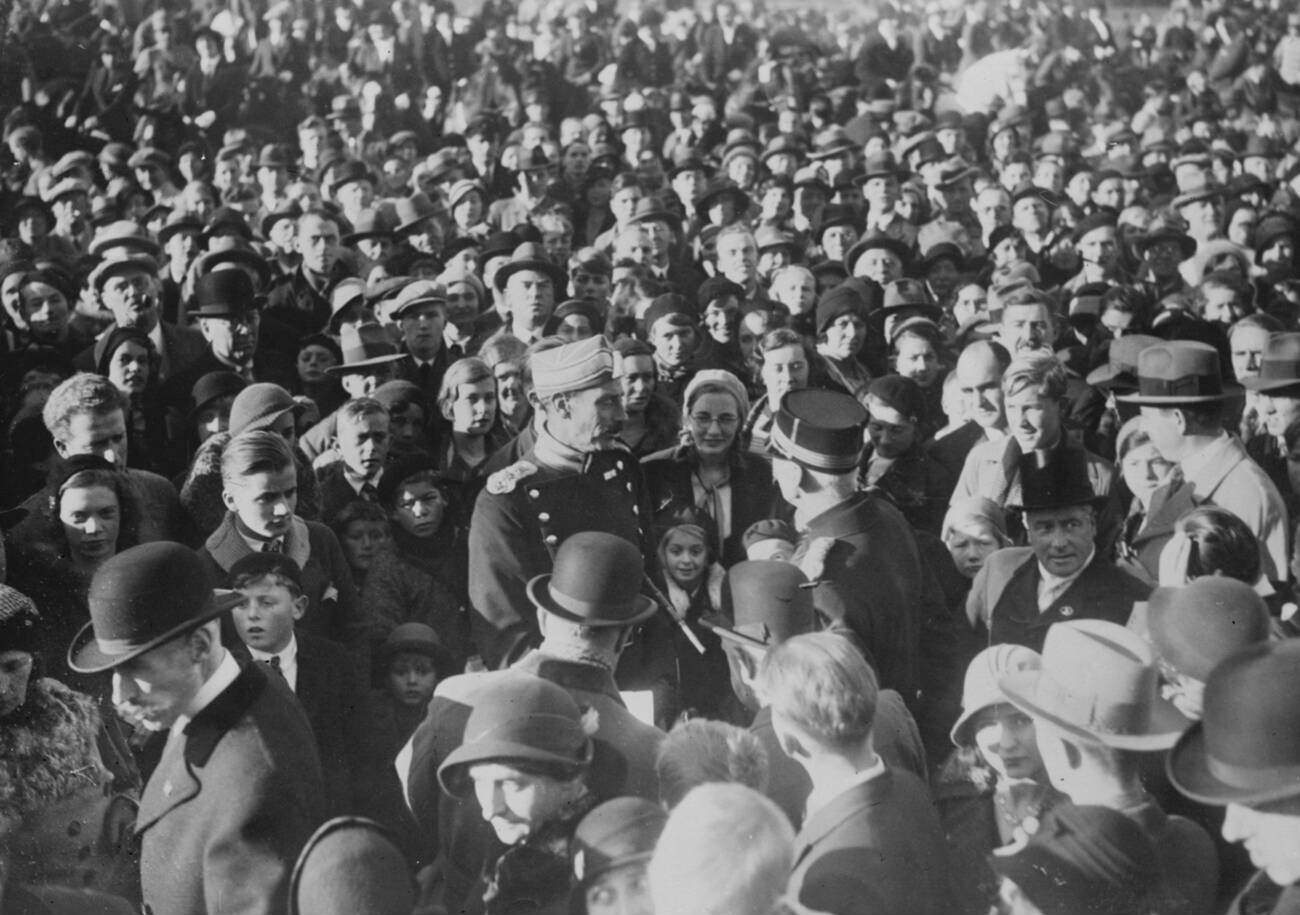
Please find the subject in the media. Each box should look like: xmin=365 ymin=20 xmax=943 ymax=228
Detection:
xmin=261 ymin=539 xmax=282 ymax=553
xmin=418 ymin=362 xmax=434 ymax=390
xmin=262 ymin=656 xmax=285 ymax=680
xmin=361 ymin=482 xmax=378 ymax=501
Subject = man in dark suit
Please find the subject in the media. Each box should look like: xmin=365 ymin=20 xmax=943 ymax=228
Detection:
xmin=761 ymin=632 xmax=953 ymax=915
xmin=390 ymin=280 xmax=453 ymax=405
xmin=182 ymin=29 xmax=245 ymax=145
xmin=966 ymin=446 xmax=1152 ymax=652
xmin=67 ymin=543 xmax=324 ymax=915
xmin=699 ymin=0 xmax=757 ymax=93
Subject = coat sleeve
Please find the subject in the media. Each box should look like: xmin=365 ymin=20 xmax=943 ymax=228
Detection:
xmin=466 ymin=488 xmax=543 ymax=667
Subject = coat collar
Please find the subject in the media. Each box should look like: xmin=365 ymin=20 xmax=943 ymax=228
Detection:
xmin=793 ymin=768 xmax=895 ymax=866
xmin=205 ymin=511 xmax=311 ymax=570
xmin=512 ymin=651 xmax=623 ymax=704
xmin=800 ymin=492 xmax=880 ymax=540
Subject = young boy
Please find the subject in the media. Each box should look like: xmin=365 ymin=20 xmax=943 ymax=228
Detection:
xmin=227 ymin=551 xmax=368 ymax=818
xmin=316 ymin=397 xmax=392 ymax=522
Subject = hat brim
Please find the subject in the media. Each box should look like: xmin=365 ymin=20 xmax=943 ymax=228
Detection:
xmin=438 ymin=736 xmax=589 ymax=798
xmin=1239 ymin=376 xmax=1300 ymax=392
xmin=1135 ymin=233 xmax=1196 ymax=259
xmin=1115 ymin=386 xmax=1243 ymax=405
xmin=67 ymin=589 xmax=244 ymax=674
xmin=1000 ymin=669 xmax=1189 ymax=752
xmin=493 ymin=259 xmax=567 ymax=293
xmin=324 ymin=351 xmax=407 ymax=374
xmin=1166 ymin=722 xmax=1300 ymax=807
xmin=526 ymin=574 xmax=657 ymax=628
xmin=846 ymin=237 xmax=912 ymax=269
xmin=699 ymin=616 xmax=770 ymax=651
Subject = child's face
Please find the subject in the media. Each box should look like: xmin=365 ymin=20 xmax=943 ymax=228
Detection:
xmin=387 ymin=651 xmax=438 ymax=709
xmin=393 ymin=479 xmax=447 ymax=538
xmin=946 ymin=522 xmax=1002 ymax=579
xmin=232 ymin=576 xmax=304 ymax=653
xmin=336 ymin=412 xmax=390 ymax=478
xmin=341 ymin=518 xmax=390 ymax=571
xmin=746 ymin=537 xmax=794 ymax=562
xmin=660 ymin=530 xmax=707 ymax=588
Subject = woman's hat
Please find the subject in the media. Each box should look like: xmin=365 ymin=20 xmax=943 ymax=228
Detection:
xmin=288 ymin=817 xmax=413 ymax=915
xmin=1001 ymin=619 xmax=1190 ymax=751
xmin=1146 ymin=578 xmax=1270 ymax=682
xmin=228 ymin=382 xmax=302 ymax=436
xmin=527 ymin=531 xmax=656 ymax=628
xmin=950 ymin=644 xmax=1042 ymax=747
xmin=571 ymin=798 xmax=667 ymax=886
xmin=68 ymin=542 xmax=244 ymax=674
xmin=0 ymin=584 xmax=42 ymax=655
xmin=189 ymin=371 xmax=247 ymax=418
xmin=437 ymin=673 xmax=594 ymax=798
xmin=1166 ymin=640 xmax=1300 ymax=806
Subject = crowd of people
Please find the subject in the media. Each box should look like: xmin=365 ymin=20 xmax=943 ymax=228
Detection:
xmin=5 ymin=0 xmax=1300 ymax=912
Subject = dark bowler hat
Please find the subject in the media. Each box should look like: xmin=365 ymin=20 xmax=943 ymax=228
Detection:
xmin=813 ymin=203 xmax=859 ymax=243
xmin=330 ymin=159 xmax=374 ymax=196
xmin=845 ymin=233 xmax=911 ymax=272
xmin=68 ymin=542 xmax=243 ymax=673
xmin=157 ymin=209 xmax=204 ymax=244
xmin=261 ymin=201 xmax=303 ymax=239
xmin=571 ymin=798 xmax=667 ymax=887
xmin=1116 ymin=341 xmax=1242 ymax=405
xmin=1168 ymin=639 xmax=1300 ymax=806
xmin=1240 ymin=333 xmax=1300 ymax=392
xmin=393 ymin=193 xmax=438 ymax=234
xmin=854 ymin=152 xmax=899 ymax=184
xmin=705 ymin=561 xmax=816 ymax=650
xmin=326 ymin=323 xmax=405 ymax=374
xmin=527 ymin=531 xmax=656 ymax=627
xmin=493 ymin=242 xmax=567 ymax=292
xmin=1134 ymin=216 xmax=1197 ymax=259
xmin=189 ymin=370 xmax=246 ymax=419
xmin=770 ymin=388 xmax=869 ymax=474
xmin=87 ymin=252 xmax=158 ymax=292
xmin=437 ymin=673 xmax=593 ymax=798
xmin=1146 ymin=578 xmax=1271 ymax=683
xmin=193 ymin=270 xmax=259 ymax=319
xmin=695 ymin=177 xmax=751 ymax=213
xmin=1010 ymin=447 xmax=1105 ymax=512
xmin=1085 ymin=334 xmax=1162 ymax=391
xmin=288 ymin=817 xmax=413 ymax=915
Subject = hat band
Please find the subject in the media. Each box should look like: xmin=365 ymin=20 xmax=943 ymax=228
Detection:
xmin=95 ymin=635 xmax=146 ymax=657
xmin=1205 ymin=753 xmax=1300 ymax=791
xmin=1033 ymin=672 xmax=1152 ymax=739
xmin=1136 ymin=373 xmax=1222 ymax=398
xmin=771 ymin=419 xmax=860 ymax=474
xmin=1256 ymin=359 xmax=1300 ymax=382
xmin=548 ymin=584 xmax=637 ymax=624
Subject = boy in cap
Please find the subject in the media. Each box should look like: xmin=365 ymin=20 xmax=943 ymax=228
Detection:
xmin=227 ymin=551 xmax=368 ymax=818
xmin=642 ymin=293 xmax=698 ymax=405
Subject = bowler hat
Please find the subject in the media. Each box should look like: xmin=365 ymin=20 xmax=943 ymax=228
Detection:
xmin=1001 ymin=619 xmax=1189 ymax=751
xmin=193 ymin=270 xmax=259 ymax=319
xmin=326 ymin=323 xmax=405 ymax=374
xmin=1085 ymin=334 xmax=1162 ymax=391
xmin=526 ymin=531 xmax=656 ymax=627
xmin=1133 ymin=217 xmax=1196 ymax=259
xmin=951 ymin=644 xmax=1042 ymax=747
xmin=260 ymin=201 xmax=303 ymax=239
xmin=1166 ymin=640 xmax=1300 ymax=806
xmin=1116 ymin=341 xmax=1242 ymax=405
xmin=1239 ymin=333 xmax=1300 ymax=392
xmin=813 ymin=204 xmax=859 ymax=244
xmin=845 ymin=233 xmax=911 ymax=273
xmin=695 ymin=177 xmax=751 ymax=214
xmin=854 ymin=152 xmax=899 ymax=185
xmin=1010 ymin=447 xmax=1105 ymax=512
xmin=88 ymin=220 xmax=162 ymax=260
xmin=87 ymin=253 xmax=158 ymax=292
xmin=1146 ymin=578 xmax=1270 ymax=683
xmin=330 ymin=160 xmax=373 ymax=196
xmin=68 ymin=542 xmax=243 ymax=673
xmin=770 ymin=388 xmax=868 ymax=473
xmin=705 ymin=561 xmax=815 ymax=650
xmin=228 ymin=382 xmax=301 ymax=435
xmin=571 ymin=798 xmax=667 ymax=886
xmin=341 ymin=209 xmax=394 ymax=245
xmin=438 ymin=673 xmax=594 ymax=797
xmin=157 ymin=209 xmax=204 ymax=244
xmin=193 ymin=237 xmax=271 ymax=286
xmin=288 ymin=817 xmax=413 ymax=915
xmin=493 ymin=242 xmax=566 ymax=292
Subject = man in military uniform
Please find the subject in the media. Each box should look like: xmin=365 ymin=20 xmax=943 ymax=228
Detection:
xmin=467 ymin=334 xmax=647 ymax=666
xmin=769 ymin=388 xmax=937 ymax=703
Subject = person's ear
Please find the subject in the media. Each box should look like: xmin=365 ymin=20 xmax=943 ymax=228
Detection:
xmin=292 ymin=594 xmax=307 ymax=621
xmin=221 ymin=486 xmax=238 ymax=512
xmin=1063 ymin=738 xmax=1084 ymax=772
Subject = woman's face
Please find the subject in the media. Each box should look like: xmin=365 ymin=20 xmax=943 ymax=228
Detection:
xmin=0 ymin=650 xmax=35 ymax=719
xmin=60 ymin=484 xmax=121 ymax=564
xmin=972 ymin=704 xmax=1044 ymax=782
xmin=557 ymin=314 xmax=595 ymax=342
xmin=821 ymin=314 xmax=866 ymax=361
xmin=298 ymin=344 xmax=338 ymax=383
xmin=771 ymin=272 xmax=816 ymax=312
xmin=393 ymin=480 xmax=448 ymax=538
xmin=688 ymin=391 xmax=741 ymax=458
xmin=584 ymin=862 xmax=653 ymax=915
xmin=195 ymin=394 xmax=235 ymax=442
xmin=108 ymin=340 xmax=151 ymax=394
xmin=449 ymin=378 xmax=497 ymax=435
xmin=341 ymin=518 xmax=390 ymax=572
xmin=660 ymin=529 xmax=708 ymax=590
xmin=945 ymin=522 xmax=1001 ymax=578
xmin=19 ymin=281 xmax=70 ymax=341
xmin=1121 ymin=441 xmax=1174 ymax=507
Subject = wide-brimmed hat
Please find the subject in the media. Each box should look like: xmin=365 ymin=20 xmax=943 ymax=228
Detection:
xmin=325 ymin=323 xmax=406 ymax=374
xmin=1146 ymin=578 xmax=1271 ymax=683
xmin=1166 ymin=640 xmax=1300 ymax=806
xmin=288 ymin=817 xmax=413 ymax=915
xmin=571 ymin=798 xmax=667 ymax=887
xmin=1240 ymin=332 xmax=1300 ymax=392
xmin=68 ymin=542 xmax=243 ymax=673
xmin=329 ymin=160 xmax=373 ymax=196
xmin=437 ymin=673 xmax=594 ymax=798
xmin=493 ymin=242 xmax=566 ymax=292
xmin=951 ymin=644 xmax=1043 ymax=747
xmin=1116 ymin=341 xmax=1242 ymax=405
xmin=704 ymin=561 xmax=815 ymax=651
xmin=526 ymin=531 xmax=656 ymax=628
xmin=341 ymin=208 xmax=394 ymax=245
xmin=1001 ymin=619 xmax=1189 ymax=751
xmin=1085 ymin=334 xmax=1162 ymax=391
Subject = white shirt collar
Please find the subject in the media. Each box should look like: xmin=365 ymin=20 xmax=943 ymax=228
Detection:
xmin=172 ymin=648 xmax=240 ymax=737
xmin=1037 ymin=546 xmax=1096 ymax=612
xmin=805 ymin=756 xmax=887 ymax=820
xmin=247 ymin=634 xmax=297 ymax=668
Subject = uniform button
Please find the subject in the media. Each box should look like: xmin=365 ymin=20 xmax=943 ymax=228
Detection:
xmin=545 ymin=535 xmax=559 ymax=546
xmin=632 ymin=505 xmax=639 ymax=514
xmin=538 ymin=512 xmax=551 ymax=522
xmin=1059 ymin=606 xmax=1075 ymax=618
xmin=528 ymin=489 xmax=540 ymax=499
xmin=626 ymin=483 xmax=633 ymax=492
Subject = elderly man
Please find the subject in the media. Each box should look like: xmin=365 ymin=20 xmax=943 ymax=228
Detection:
xmin=966 ymin=447 xmax=1150 ymax=652
xmin=467 ymin=334 xmax=647 ymax=666
xmin=66 ymin=542 xmax=324 ymax=915
xmin=1118 ymin=340 xmax=1287 ymax=582
xmin=401 ymin=532 xmax=664 ymax=913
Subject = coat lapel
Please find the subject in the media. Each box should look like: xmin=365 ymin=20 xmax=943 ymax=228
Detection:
xmin=793 ymin=772 xmax=890 ymax=867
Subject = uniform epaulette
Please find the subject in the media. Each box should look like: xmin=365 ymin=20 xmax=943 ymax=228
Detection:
xmin=485 ymin=460 xmax=538 ymax=494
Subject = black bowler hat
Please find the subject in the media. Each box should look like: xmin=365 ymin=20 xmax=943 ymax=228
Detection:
xmin=68 ymin=542 xmax=243 ymax=673
xmin=770 ymin=388 xmax=868 ymax=473
xmin=705 ymin=560 xmax=816 ymax=650
xmin=193 ymin=270 xmax=259 ymax=319
xmin=1009 ymin=447 xmax=1104 ymax=512
xmin=526 ymin=531 xmax=656 ymax=627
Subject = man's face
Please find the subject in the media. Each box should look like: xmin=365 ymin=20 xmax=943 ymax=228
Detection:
xmin=1012 ymin=197 xmax=1049 ymax=234
xmin=101 ymin=268 xmax=159 ymax=331
xmin=866 ymin=398 xmax=916 ymax=458
xmin=469 ymin=761 xmax=577 ymax=845
xmin=975 ymin=190 xmax=1010 ymax=231
xmin=111 ymin=636 xmax=206 ymax=732
xmin=1077 ymin=227 xmax=1118 ymax=271
xmin=999 ymin=303 xmax=1054 ymax=355
xmin=956 ymin=351 xmax=1005 ymax=430
xmin=1222 ymin=802 xmax=1300 ymax=886
xmin=19 ymin=282 xmax=70 ymax=341
xmin=572 ymin=269 xmax=612 ymax=305
xmin=506 ymin=270 xmax=555 ymax=329
xmin=1138 ymin=406 xmax=1186 ymax=461
xmin=651 ymin=321 xmax=695 ymax=368
xmin=715 ymin=234 xmax=757 ymax=286
xmin=222 ymin=466 xmax=298 ymax=539
xmin=1091 ymin=178 xmax=1124 ymax=211
xmin=1201 ymin=285 xmax=1244 ymax=326
xmin=200 ymin=312 xmax=259 ymax=364
xmin=1259 ymin=391 xmax=1300 ymax=439
xmin=400 ymin=302 xmax=447 ymax=357
xmin=618 ymin=354 xmax=656 ymax=413
xmin=337 ymin=413 xmax=390 ymax=477
xmin=58 ymin=408 xmax=128 ymax=465
xmin=761 ymin=344 xmax=809 ymax=405
xmin=297 ymin=215 xmax=340 ymax=274
xmin=493 ymin=361 xmax=526 ymax=422
xmin=584 ymin=862 xmax=653 ymax=915
xmin=821 ymin=225 xmax=857 ymax=262
xmin=1005 ymin=384 xmax=1062 ymax=451
xmin=853 ymin=248 xmax=902 ymax=284
xmin=861 ymin=175 xmax=898 ymax=211
xmin=1231 ymin=326 xmax=1271 ymax=379
xmin=549 ymin=380 xmax=625 ymax=452
xmin=1025 ymin=504 xmax=1095 ymax=577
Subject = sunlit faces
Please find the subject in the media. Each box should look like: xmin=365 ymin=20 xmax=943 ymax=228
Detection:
xmin=702 ymin=295 xmax=739 ymax=344
xmin=469 ymin=761 xmax=581 ymax=845
xmin=970 ymin=703 xmax=1045 ymax=782
xmin=715 ymin=232 xmax=758 ymax=287
xmin=392 ymin=477 xmax=448 ymax=539
xmin=688 ymin=391 xmax=741 ymax=459
xmin=18 ymin=281 xmax=70 ymax=341
xmin=547 ymin=380 xmax=626 ymax=451
xmin=650 ymin=319 xmax=695 ymax=369
xmin=1004 ymin=384 xmax=1063 ymax=451
xmin=1025 ymin=504 xmax=1096 ymax=578
xmin=571 ymin=269 xmax=612 ymax=305
xmin=387 ymin=651 xmax=439 ymax=710
xmin=492 ymin=362 xmax=527 ymax=426
xmin=999 ymin=302 xmax=1054 ymax=355
xmin=336 ymin=411 xmax=390 ymax=478
xmin=400 ymin=301 xmax=447 ymax=359
xmin=1119 ymin=441 xmax=1173 ymax=507
xmin=505 ymin=269 xmax=556 ymax=330
xmin=231 ymin=574 xmax=304 ymax=654
xmin=297 ymin=213 xmax=340 ymax=274
xmin=952 ymin=285 xmax=988 ymax=328
xmin=617 ymin=353 xmax=656 ymax=413
xmin=59 ymin=484 xmax=121 ymax=565
xmin=447 ymin=378 xmax=497 ymax=435
xmin=100 ymin=268 xmax=158 ymax=331
xmin=111 ymin=634 xmax=208 ymax=731
xmin=893 ymin=334 xmax=942 ymax=388
xmin=1076 ymin=226 xmax=1118 ymax=270
xmin=768 ymin=269 xmax=816 ymax=313
xmin=820 ymin=224 xmax=858 ymax=263
xmin=659 ymin=526 xmax=709 ymax=591
xmin=56 ymin=409 xmax=128 ymax=466
xmin=1199 ymin=284 xmax=1247 ymax=327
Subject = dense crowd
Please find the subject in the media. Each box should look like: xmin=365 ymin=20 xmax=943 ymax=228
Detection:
xmin=5 ymin=0 xmax=1300 ymax=913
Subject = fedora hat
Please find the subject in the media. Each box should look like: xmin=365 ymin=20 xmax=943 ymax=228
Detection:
xmin=87 ymin=252 xmax=159 ymax=292
xmin=1009 ymin=447 xmax=1106 ymax=512
xmin=325 ymin=323 xmax=405 ymax=374
xmin=260 ymin=201 xmax=302 ymax=239
xmin=1146 ymin=578 xmax=1270 ymax=683
xmin=68 ymin=542 xmax=243 ymax=673
xmin=571 ymin=798 xmax=667 ymax=887
xmin=437 ymin=673 xmax=594 ymax=798
xmin=329 ymin=159 xmax=373 ymax=197
xmin=704 ymin=560 xmax=816 ymax=650
xmin=493 ymin=242 xmax=566 ymax=293
xmin=950 ymin=644 xmax=1042 ymax=747
xmin=1001 ymin=619 xmax=1190 ymax=751
xmin=341 ymin=208 xmax=394 ymax=245
xmin=327 ymin=277 xmax=368 ymax=332
xmin=526 ymin=531 xmax=656 ymax=627
xmin=193 ymin=270 xmax=260 ymax=319
xmin=1085 ymin=334 xmax=1162 ymax=391
xmin=1240 ymin=333 xmax=1300 ymax=392
xmin=627 ymin=196 xmax=675 ymax=227
xmin=854 ymin=152 xmax=899 ymax=185
xmin=1167 ymin=640 xmax=1300 ymax=806
xmin=1116 ymin=341 xmax=1242 ymax=405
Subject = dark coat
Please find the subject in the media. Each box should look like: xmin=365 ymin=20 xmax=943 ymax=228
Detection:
xmin=135 ymin=662 xmax=324 ymax=915
xmin=1226 ymin=873 xmax=1300 ymax=915
xmin=1124 ymin=795 xmax=1218 ymax=915
xmin=698 ymin=23 xmax=757 ymax=88
xmin=858 ymin=441 xmax=954 ymax=535
xmin=293 ymin=632 xmax=370 ymax=818
xmin=13 ymin=466 xmax=190 ymax=549
xmin=73 ymin=321 xmax=208 ymax=385
xmin=966 ymin=547 xmax=1152 ymax=653
xmin=923 ymin=420 xmax=988 ymax=481
xmin=788 ymin=768 xmax=953 ymax=915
